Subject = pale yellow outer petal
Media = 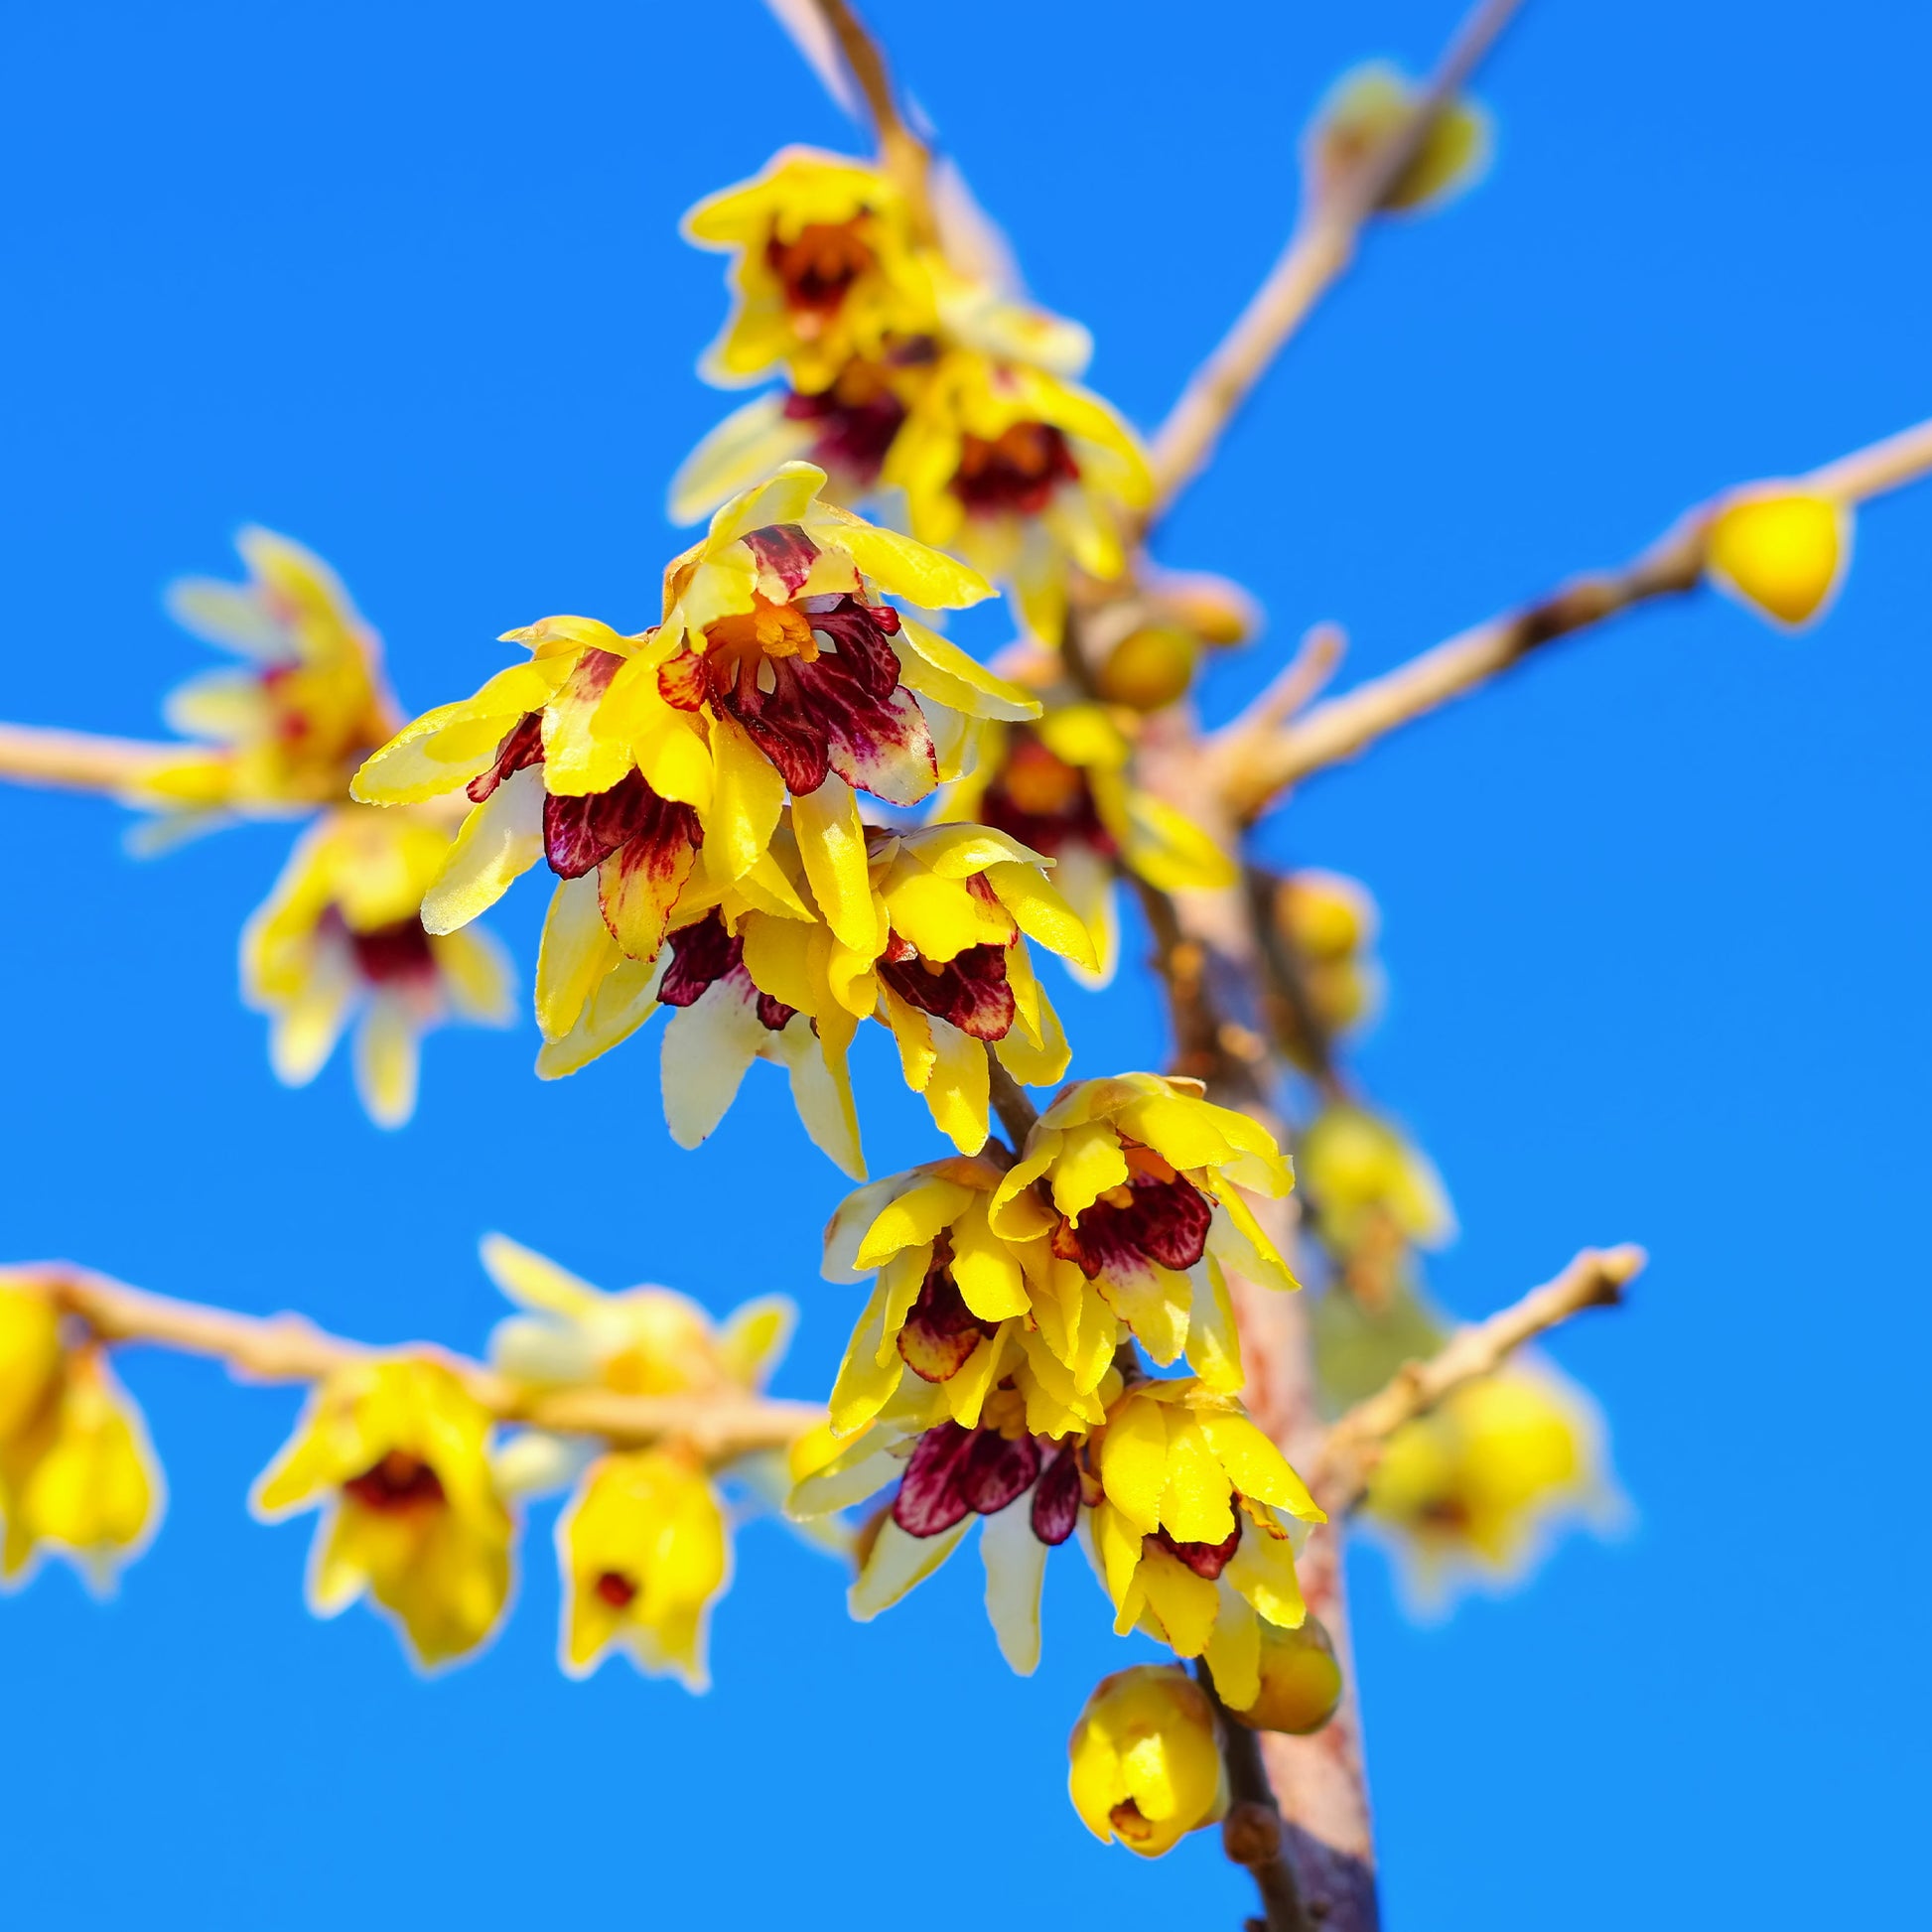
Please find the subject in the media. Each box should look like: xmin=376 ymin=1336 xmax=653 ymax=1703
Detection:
xmin=353 ymin=999 xmax=420 ymax=1128
xmin=981 ymin=1497 xmax=1048 ymax=1676
xmin=535 ymin=874 xmax=620 ymax=1042
xmin=422 ymin=767 xmax=545 ymax=935
xmin=849 ymin=1515 xmax=972 ymax=1620
xmin=660 ymin=980 xmax=765 ymax=1150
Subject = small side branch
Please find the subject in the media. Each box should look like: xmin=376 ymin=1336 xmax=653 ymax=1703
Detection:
xmin=0 ymin=722 xmax=186 ymax=796
xmin=21 ymin=1264 xmax=822 ymax=1464
xmin=1195 ymin=1661 xmax=1316 ymax=1932
xmin=807 ymin=0 xmax=933 ymax=233
xmin=1316 ymin=1243 xmax=1644 ymax=1511
xmin=985 ymin=1049 xmax=1041 ymax=1151
xmin=1148 ymin=0 xmax=1526 ymax=516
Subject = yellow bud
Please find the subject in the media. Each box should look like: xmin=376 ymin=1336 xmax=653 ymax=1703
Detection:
xmin=1228 ymin=1615 xmax=1343 ymax=1735
xmin=1097 ymin=624 xmax=1199 ymax=711
xmin=1310 ymin=64 xmax=1492 ymax=215
xmin=1276 ymin=869 xmax=1376 ymax=963
xmin=1068 ymin=1664 xmax=1228 ymax=1858
xmin=1706 ymin=490 xmax=1850 ymax=629
xmin=0 ymin=1284 xmax=63 ymax=1441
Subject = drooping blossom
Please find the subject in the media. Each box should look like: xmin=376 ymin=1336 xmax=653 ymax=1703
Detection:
xmin=1067 ymin=1664 xmax=1228 ymax=1858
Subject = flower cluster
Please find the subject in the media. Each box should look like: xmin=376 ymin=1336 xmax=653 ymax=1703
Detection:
xmin=0 ymin=1278 xmax=160 ymax=1591
xmin=674 ymin=150 xmax=1152 ymax=642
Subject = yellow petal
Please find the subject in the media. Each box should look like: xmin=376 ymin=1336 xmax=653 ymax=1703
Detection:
xmin=1707 ymin=489 xmax=1850 ymax=629
xmin=793 ymin=777 xmax=885 ymax=954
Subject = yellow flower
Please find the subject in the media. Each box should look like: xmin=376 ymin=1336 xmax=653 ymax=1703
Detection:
xmin=242 ymin=803 xmax=514 ymax=1127
xmin=483 ymin=1232 xmax=793 ymax=1398
xmin=137 ymin=527 xmax=400 ymax=824
xmin=988 ymin=1075 xmax=1299 ymax=1388
xmin=0 ymin=1310 xmax=161 ymax=1595
xmin=1299 ymin=1105 xmax=1454 ymax=1261
xmin=1362 ymin=1361 xmax=1617 ymax=1610
xmin=787 ymin=1371 xmax=1112 ymax=1676
xmin=1307 ymin=62 xmax=1492 ymax=214
xmin=1706 ymin=489 xmax=1850 ymax=629
xmin=1088 ymin=1376 xmax=1323 ymax=1711
xmin=682 ymin=148 xmax=939 ymax=395
xmin=1223 ymin=1613 xmax=1344 ymax=1736
xmin=1270 ymin=868 xmax=1383 ymax=1051
xmin=882 ymin=349 xmax=1153 ymax=642
xmin=735 ymin=820 xmax=1093 ymax=1159
xmin=1067 ymin=1664 xmax=1228 ymax=1858
xmin=252 ymin=1357 xmax=514 ymax=1671
xmin=934 ymin=707 xmax=1235 ymax=984
xmin=556 ymin=1447 xmax=731 ymax=1691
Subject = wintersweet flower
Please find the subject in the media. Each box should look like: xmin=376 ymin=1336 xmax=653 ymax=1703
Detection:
xmin=242 ymin=804 xmax=514 ymax=1127
xmin=0 ymin=1311 xmax=161 ymax=1595
xmin=1706 ymin=488 xmax=1850 ymax=629
xmin=556 ymin=1447 xmax=731 ymax=1691
xmin=1299 ymin=1105 xmax=1454 ymax=1262
xmin=882 ymin=350 xmax=1154 ymax=643
xmin=988 ymin=1076 xmax=1299 ymax=1387
xmin=1362 ymin=1360 xmax=1619 ymax=1612
xmin=1224 ymin=1614 xmax=1344 ymax=1736
xmin=1067 ymin=1664 xmax=1228 ymax=1859
xmin=681 ymin=149 xmax=938 ymax=396
xmin=137 ymin=527 xmax=399 ymax=825
xmin=252 ymin=1358 xmax=514 ymax=1671
xmin=787 ymin=1372 xmax=1115 ymax=1675
xmin=483 ymin=1233 xmax=794 ymax=1399
xmin=935 ymin=708 xmax=1236 ymax=984
xmin=1269 ymin=868 xmax=1383 ymax=1053
xmin=1088 ymin=1377 xmax=1323 ymax=1711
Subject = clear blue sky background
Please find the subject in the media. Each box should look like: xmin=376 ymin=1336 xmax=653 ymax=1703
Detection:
xmin=1 ymin=2 xmax=1925 ymax=1925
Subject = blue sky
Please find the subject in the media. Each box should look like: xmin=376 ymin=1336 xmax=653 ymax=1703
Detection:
xmin=0 ymin=1 xmax=1926 ymax=1925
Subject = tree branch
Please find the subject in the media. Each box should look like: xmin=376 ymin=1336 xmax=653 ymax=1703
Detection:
xmin=1316 ymin=1243 xmax=1644 ymax=1512
xmin=807 ymin=0 xmax=934 ymax=236
xmin=1220 ymin=414 xmax=1932 ymax=818
xmin=984 ymin=1048 xmax=1040 ymax=1151
xmin=1196 ymin=1660 xmax=1316 ymax=1932
xmin=17 ymin=1263 xmax=821 ymax=1464
xmin=0 ymin=722 xmax=187 ymax=796
xmin=1147 ymin=0 xmax=1526 ymax=516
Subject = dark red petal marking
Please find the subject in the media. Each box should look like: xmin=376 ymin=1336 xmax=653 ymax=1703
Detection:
xmin=1031 ymin=1442 xmax=1083 ymax=1546
xmin=544 ymin=770 xmax=680 ymax=879
xmin=344 ymin=1450 xmax=446 ymax=1514
xmin=347 ymin=916 xmax=439 ymax=989
xmin=896 ymin=1240 xmax=999 ymax=1384
xmin=977 ymin=731 xmax=1117 ymax=860
xmin=878 ymin=941 xmax=1016 ymax=1041
xmin=784 ymin=384 xmax=907 ymax=484
xmin=756 ymin=993 xmax=798 ymax=1032
xmin=594 ymin=1571 xmax=638 ymax=1609
xmin=952 ymin=422 xmax=1081 ymax=517
xmin=1155 ymin=1518 xmax=1242 ymax=1581
xmin=958 ymin=1429 xmax=1039 ymax=1517
xmin=1052 ymin=1173 xmax=1213 ymax=1281
xmin=656 ymin=651 xmax=709 ymax=712
xmin=659 ymin=909 xmax=743 ymax=1008
xmin=801 ymin=597 xmax=901 ymax=698
xmin=467 ymin=711 xmax=545 ymax=803
xmin=743 ymin=523 xmax=821 ymax=596
xmin=764 ymin=221 xmax=873 ymax=316
xmin=893 ymin=1423 xmax=979 ymax=1538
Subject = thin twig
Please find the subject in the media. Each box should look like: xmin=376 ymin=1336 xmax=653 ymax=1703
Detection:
xmin=1148 ymin=0 xmax=1527 ymax=516
xmin=1195 ymin=1660 xmax=1316 ymax=1932
xmin=1222 ymin=413 xmax=1932 ymax=818
xmin=19 ymin=1264 xmax=821 ymax=1464
xmin=1316 ymin=1243 xmax=1644 ymax=1510
xmin=807 ymin=0 xmax=933 ymax=236
xmin=0 ymin=722 xmax=187 ymax=795
xmin=985 ymin=1049 xmax=1040 ymax=1150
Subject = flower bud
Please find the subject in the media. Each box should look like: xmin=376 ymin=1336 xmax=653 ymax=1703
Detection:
xmin=1226 ymin=1614 xmax=1343 ymax=1735
xmin=0 ymin=1282 xmax=62 ymax=1441
xmin=1068 ymin=1664 xmax=1228 ymax=1857
xmin=1309 ymin=63 xmax=1492 ymax=215
xmin=1097 ymin=624 xmax=1200 ymax=712
xmin=1275 ymin=869 xmax=1375 ymax=963
xmin=1706 ymin=489 xmax=1850 ymax=629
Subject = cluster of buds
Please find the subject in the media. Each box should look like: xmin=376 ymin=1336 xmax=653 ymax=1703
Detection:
xmin=0 ymin=1277 xmax=160 ymax=1591
xmin=673 ymin=151 xmax=1151 ymax=644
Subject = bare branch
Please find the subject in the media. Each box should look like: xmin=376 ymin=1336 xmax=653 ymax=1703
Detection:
xmin=1148 ymin=0 xmax=1526 ymax=516
xmin=807 ymin=0 xmax=933 ymax=234
xmin=1316 ymin=1243 xmax=1644 ymax=1511
xmin=985 ymin=1048 xmax=1040 ymax=1151
xmin=1223 ymin=414 xmax=1932 ymax=818
xmin=1195 ymin=1661 xmax=1316 ymax=1932
xmin=22 ymin=1263 xmax=821 ymax=1464
xmin=0 ymin=722 xmax=185 ymax=797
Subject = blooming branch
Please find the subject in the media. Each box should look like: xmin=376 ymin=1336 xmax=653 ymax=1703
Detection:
xmin=0 ymin=721 xmax=187 ymax=796
xmin=1147 ymin=0 xmax=1527 ymax=516
xmin=1315 ymin=1243 xmax=1644 ymax=1512
xmin=25 ymin=1264 xmax=821 ymax=1463
xmin=1217 ymin=413 xmax=1932 ymax=819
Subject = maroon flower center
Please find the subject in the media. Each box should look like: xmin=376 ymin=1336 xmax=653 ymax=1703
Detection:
xmin=658 ymin=909 xmax=796 ymax=1032
xmin=344 ymin=1449 xmax=446 ymax=1514
xmin=952 ymin=422 xmax=1080 ymax=517
xmin=594 ymin=1570 xmax=639 ymax=1608
xmin=894 ymin=1421 xmax=1041 ymax=1539
xmin=783 ymin=371 xmax=908 ymax=484
xmin=765 ymin=219 xmax=875 ymax=319
xmin=542 ymin=770 xmax=703 ymax=882
xmin=876 ymin=932 xmax=1016 ymax=1042
xmin=1153 ymin=1516 xmax=1241 ymax=1581
xmin=1051 ymin=1160 xmax=1213 ymax=1281
xmin=979 ymin=734 xmax=1115 ymax=860
xmin=337 ymin=914 xmax=438 ymax=988
xmin=897 ymin=1238 xmax=999 ymax=1383
xmin=468 ymin=709 xmax=546 ymax=803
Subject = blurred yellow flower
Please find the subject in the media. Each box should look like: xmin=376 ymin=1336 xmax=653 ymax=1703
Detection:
xmin=242 ymin=803 xmax=513 ymax=1127
xmin=935 ymin=708 xmax=1236 ymax=985
xmin=0 ymin=1300 xmax=161 ymax=1595
xmin=1362 ymin=1360 xmax=1618 ymax=1610
xmin=1299 ymin=1105 xmax=1454 ymax=1262
xmin=557 ymin=1447 xmax=731 ymax=1691
xmin=682 ymin=148 xmax=938 ymax=396
xmin=1089 ymin=1376 xmax=1322 ymax=1710
xmin=1068 ymin=1664 xmax=1227 ymax=1858
xmin=137 ymin=527 xmax=399 ymax=826
xmin=252 ymin=1357 xmax=514 ymax=1671
xmin=1706 ymin=489 xmax=1850 ymax=629
xmin=1270 ymin=868 xmax=1383 ymax=1052
xmin=1307 ymin=62 xmax=1492 ymax=214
